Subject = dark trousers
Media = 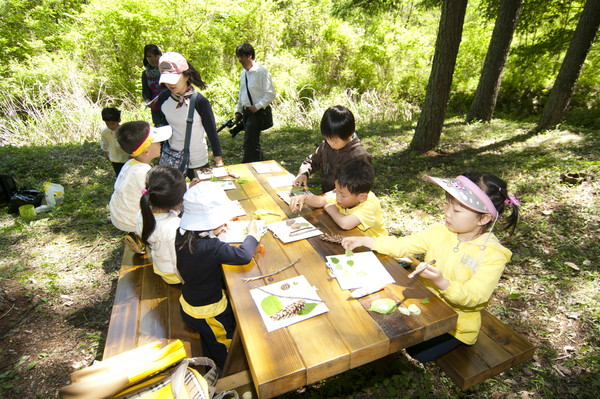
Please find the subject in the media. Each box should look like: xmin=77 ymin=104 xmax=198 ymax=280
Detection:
xmin=180 ymin=304 xmax=236 ymax=370
xmin=405 ymin=333 xmax=463 ymax=363
xmin=242 ymin=109 xmax=264 ymax=163
xmin=111 ymin=162 xmax=125 ymax=177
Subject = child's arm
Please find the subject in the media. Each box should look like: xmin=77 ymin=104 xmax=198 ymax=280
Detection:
xmin=295 ymin=143 xmax=325 ymax=186
xmin=289 ymin=194 xmax=326 ymax=213
xmin=323 ymin=203 xmax=362 ymax=230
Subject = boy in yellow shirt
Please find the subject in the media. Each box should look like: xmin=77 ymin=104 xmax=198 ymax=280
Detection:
xmin=290 ymin=158 xmax=386 ymax=237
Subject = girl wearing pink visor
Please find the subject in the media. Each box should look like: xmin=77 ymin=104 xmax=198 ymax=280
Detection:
xmin=342 ymin=172 xmax=519 ymax=362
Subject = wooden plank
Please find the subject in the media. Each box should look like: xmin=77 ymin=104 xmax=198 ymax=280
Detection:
xmin=103 ymin=250 xmax=151 ymax=359
xmin=436 ymin=311 xmax=535 ymax=390
xmin=137 ymin=257 xmax=170 ymax=347
xmin=166 ymin=283 xmax=202 ymax=358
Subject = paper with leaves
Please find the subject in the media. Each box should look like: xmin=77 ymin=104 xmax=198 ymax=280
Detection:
xmin=196 ymin=167 xmax=229 ymax=180
xmin=267 ymin=217 xmax=323 ymax=243
xmin=249 ymin=275 xmax=328 ymax=332
xmin=325 ymin=251 xmax=395 ymax=291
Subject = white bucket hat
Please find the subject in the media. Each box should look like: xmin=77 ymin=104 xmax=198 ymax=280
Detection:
xmin=180 ymin=182 xmax=239 ymax=231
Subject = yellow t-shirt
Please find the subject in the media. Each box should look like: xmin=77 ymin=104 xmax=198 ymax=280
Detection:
xmin=326 ymin=191 xmax=387 ymax=237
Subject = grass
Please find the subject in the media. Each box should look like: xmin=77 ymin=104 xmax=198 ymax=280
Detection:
xmin=0 ymin=109 xmax=598 ymax=398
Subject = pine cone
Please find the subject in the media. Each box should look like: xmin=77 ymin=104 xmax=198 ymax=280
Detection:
xmin=320 ymin=233 xmax=344 ymax=244
xmin=271 ymin=300 xmax=306 ymax=320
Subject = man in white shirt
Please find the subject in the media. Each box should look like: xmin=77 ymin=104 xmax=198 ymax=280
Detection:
xmin=234 ymin=43 xmax=276 ymax=163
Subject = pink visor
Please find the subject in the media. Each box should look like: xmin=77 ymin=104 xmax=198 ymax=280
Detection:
xmin=426 ymin=175 xmax=498 ymax=219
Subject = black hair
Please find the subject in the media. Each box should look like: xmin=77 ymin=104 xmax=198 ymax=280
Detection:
xmin=101 ymin=107 xmax=121 ymax=122
xmin=235 ymin=43 xmax=255 ymax=59
xmin=140 ymin=165 xmax=186 ymax=244
xmin=461 ymin=172 xmax=519 ymax=234
xmin=182 ymin=62 xmax=207 ymax=90
xmin=176 ymin=230 xmax=206 ymax=254
xmin=116 ymin=121 xmax=150 ymax=154
xmin=335 ymin=158 xmax=374 ymax=195
xmin=320 ymin=105 xmax=355 ymax=140
xmin=143 ymin=44 xmax=162 ymax=67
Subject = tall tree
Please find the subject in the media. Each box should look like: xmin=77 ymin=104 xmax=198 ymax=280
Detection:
xmin=410 ymin=0 xmax=468 ymax=153
xmin=536 ymin=0 xmax=600 ymax=131
xmin=466 ymin=0 xmax=522 ymax=123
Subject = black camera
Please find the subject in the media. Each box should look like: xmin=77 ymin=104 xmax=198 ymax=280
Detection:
xmin=217 ymin=118 xmax=244 ymax=137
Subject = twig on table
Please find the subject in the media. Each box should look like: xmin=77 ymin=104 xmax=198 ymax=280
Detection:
xmin=255 ymin=286 xmax=324 ymax=303
xmin=238 ymin=193 xmax=264 ymax=201
xmin=242 ymin=257 xmax=302 ymax=282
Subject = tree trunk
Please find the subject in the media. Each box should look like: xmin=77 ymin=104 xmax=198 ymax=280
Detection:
xmin=466 ymin=0 xmax=522 ymax=123
xmin=536 ymin=0 xmax=600 ymax=131
xmin=410 ymin=0 xmax=468 ymax=153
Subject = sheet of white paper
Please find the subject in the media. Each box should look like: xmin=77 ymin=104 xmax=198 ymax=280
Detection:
xmin=325 ymin=251 xmax=395 ymax=291
xmin=276 ymin=188 xmax=313 ymax=205
xmin=249 ymin=275 xmax=328 ymax=332
xmin=231 ymin=201 xmax=246 ymax=218
xmin=196 ymin=167 xmax=229 ymax=180
xmin=267 ymin=174 xmax=295 ymax=188
xmin=219 ymin=180 xmax=236 ymax=191
xmin=267 ymin=217 xmax=322 ymax=243
xmin=218 ymin=220 xmax=266 ymax=243
xmin=252 ymin=163 xmax=283 ymax=174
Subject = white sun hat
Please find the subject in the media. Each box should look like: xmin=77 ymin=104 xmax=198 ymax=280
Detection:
xmin=180 ymin=182 xmax=239 ymax=231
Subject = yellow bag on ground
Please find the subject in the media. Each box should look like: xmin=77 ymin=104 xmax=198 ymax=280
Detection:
xmin=59 ymin=340 xmax=237 ymax=399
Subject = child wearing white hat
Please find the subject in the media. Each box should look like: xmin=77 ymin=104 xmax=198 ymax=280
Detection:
xmin=175 ymin=181 xmax=259 ymax=370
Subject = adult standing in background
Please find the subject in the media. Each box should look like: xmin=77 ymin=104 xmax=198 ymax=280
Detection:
xmin=234 ymin=43 xmax=276 ymax=163
xmin=157 ymin=52 xmax=224 ymax=180
xmin=142 ymin=44 xmax=168 ymax=127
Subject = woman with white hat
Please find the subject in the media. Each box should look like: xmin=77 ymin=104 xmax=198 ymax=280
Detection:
xmin=175 ymin=182 xmax=258 ymax=370
xmin=156 ymin=52 xmax=224 ymax=179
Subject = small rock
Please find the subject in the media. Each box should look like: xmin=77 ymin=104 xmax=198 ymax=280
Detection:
xmin=542 ymin=210 xmax=553 ymax=216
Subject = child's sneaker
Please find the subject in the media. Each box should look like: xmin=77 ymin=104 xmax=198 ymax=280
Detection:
xmin=124 ymin=232 xmax=146 ymax=254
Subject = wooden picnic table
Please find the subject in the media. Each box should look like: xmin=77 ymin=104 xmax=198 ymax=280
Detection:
xmin=222 ymin=161 xmax=458 ymax=398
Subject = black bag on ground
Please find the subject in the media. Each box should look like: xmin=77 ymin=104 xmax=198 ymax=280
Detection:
xmin=8 ymin=189 xmax=43 ymax=213
xmin=0 ymin=174 xmax=18 ymax=203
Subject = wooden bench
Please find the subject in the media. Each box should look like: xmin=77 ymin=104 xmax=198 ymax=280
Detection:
xmin=103 ymin=248 xmax=252 ymax=393
xmin=435 ymin=310 xmax=535 ymax=390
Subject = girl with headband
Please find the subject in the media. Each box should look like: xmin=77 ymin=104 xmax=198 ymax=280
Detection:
xmin=342 ymin=172 xmax=520 ymax=362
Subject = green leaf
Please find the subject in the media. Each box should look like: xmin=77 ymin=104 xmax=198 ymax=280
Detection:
xmin=345 ymin=248 xmax=354 ymax=257
xmin=238 ymin=178 xmax=248 ymax=184
xmin=368 ymin=298 xmax=397 ymax=314
xmin=210 ymin=176 xmax=218 ymax=182
xmin=331 ymin=257 xmax=340 ymax=264
xmin=298 ymin=302 xmax=318 ymax=315
xmin=261 ymin=296 xmax=283 ymax=316
xmin=347 ymin=260 xmax=354 ymax=266
xmin=27 ymin=361 xmax=37 ymax=371
xmin=421 ymin=297 xmax=430 ymax=304
xmin=508 ymin=293 xmax=522 ymax=299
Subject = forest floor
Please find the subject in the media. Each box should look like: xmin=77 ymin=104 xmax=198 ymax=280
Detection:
xmin=0 ymin=117 xmax=598 ymax=398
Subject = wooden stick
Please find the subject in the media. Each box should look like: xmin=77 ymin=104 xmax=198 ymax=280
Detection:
xmin=242 ymin=257 xmax=302 ymax=282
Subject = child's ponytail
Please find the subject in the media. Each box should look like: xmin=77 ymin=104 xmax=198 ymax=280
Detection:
xmin=140 ymin=165 xmax=187 ymax=244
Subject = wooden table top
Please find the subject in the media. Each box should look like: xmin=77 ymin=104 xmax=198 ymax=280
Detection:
xmin=221 ymin=161 xmax=457 ymax=398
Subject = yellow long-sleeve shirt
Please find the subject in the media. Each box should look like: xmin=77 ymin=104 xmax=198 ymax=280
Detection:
xmin=373 ymin=224 xmax=512 ymax=344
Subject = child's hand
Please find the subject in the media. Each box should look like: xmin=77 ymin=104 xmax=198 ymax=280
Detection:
xmin=289 ymin=195 xmax=306 ymax=213
xmin=420 ymin=266 xmax=450 ymax=290
xmin=293 ymin=175 xmax=308 ymax=188
xmin=188 ymin=178 xmax=200 ymax=188
xmin=246 ymin=220 xmax=258 ymax=238
xmin=341 ymin=236 xmax=375 ymax=250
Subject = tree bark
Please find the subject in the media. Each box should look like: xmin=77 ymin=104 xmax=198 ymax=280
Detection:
xmin=410 ymin=0 xmax=468 ymax=153
xmin=466 ymin=0 xmax=522 ymax=123
xmin=536 ymin=0 xmax=600 ymax=131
